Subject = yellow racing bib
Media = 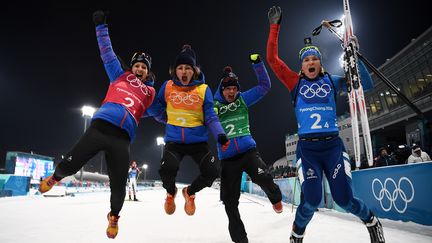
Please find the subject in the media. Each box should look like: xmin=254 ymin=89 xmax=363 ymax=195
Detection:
xmin=165 ymin=80 xmax=207 ymax=127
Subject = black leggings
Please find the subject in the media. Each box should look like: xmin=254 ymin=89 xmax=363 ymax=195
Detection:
xmin=54 ymin=119 xmax=130 ymax=216
xmin=220 ymin=149 xmax=282 ymax=242
xmin=158 ymin=142 xmax=219 ymax=196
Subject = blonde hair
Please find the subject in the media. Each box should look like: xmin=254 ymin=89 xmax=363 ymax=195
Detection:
xmin=169 ymin=65 xmax=201 ymax=81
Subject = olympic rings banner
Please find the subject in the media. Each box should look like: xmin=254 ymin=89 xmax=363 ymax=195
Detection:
xmin=351 ymin=162 xmax=432 ymax=225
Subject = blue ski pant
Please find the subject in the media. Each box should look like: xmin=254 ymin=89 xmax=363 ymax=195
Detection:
xmin=293 ymin=136 xmax=371 ymax=233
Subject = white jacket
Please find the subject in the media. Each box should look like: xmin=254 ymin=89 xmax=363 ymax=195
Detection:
xmin=407 ymin=151 xmax=431 ymax=163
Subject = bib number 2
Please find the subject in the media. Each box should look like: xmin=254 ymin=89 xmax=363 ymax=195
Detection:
xmin=225 ymin=124 xmax=245 ymax=136
xmin=310 ymin=113 xmax=329 ymax=129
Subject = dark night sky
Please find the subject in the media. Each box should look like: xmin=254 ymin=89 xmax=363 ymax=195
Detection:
xmin=1 ymin=0 xmax=430 ymax=182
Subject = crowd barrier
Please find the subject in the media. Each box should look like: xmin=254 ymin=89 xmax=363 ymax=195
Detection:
xmin=245 ymin=162 xmax=432 ymax=225
xmin=352 ymin=162 xmax=432 ymax=225
xmin=0 ymin=175 xmax=30 ymax=197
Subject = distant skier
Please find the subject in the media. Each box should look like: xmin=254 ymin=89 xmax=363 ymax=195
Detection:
xmin=38 ymin=10 xmax=156 ymax=239
xmin=127 ymin=161 xmax=141 ymax=201
xmin=214 ymin=58 xmax=283 ymax=243
xmin=266 ymin=6 xmax=384 ymax=243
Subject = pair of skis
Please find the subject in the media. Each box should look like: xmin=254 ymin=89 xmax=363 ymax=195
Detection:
xmin=312 ymin=0 xmax=373 ymax=168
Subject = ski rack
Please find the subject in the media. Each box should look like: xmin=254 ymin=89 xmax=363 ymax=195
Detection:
xmin=312 ymin=20 xmax=425 ymax=119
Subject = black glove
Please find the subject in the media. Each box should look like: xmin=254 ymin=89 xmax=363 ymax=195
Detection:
xmin=268 ymin=6 xmax=282 ymax=24
xmin=217 ymin=134 xmax=229 ymax=145
xmin=249 ymin=54 xmax=261 ymax=64
xmin=93 ymin=10 xmax=107 ymax=26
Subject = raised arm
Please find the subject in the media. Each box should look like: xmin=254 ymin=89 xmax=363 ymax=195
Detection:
xmin=358 ymin=60 xmax=374 ymax=91
xmin=93 ymin=10 xmax=124 ymax=82
xmin=336 ymin=59 xmax=374 ymax=93
xmin=266 ymin=6 xmax=299 ymax=92
xmin=241 ymin=54 xmax=271 ymax=107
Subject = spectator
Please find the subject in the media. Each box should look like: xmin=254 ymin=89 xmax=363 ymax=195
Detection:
xmin=393 ymin=145 xmax=410 ymax=164
xmin=407 ymin=145 xmax=431 ymax=163
xmin=374 ymin=147 xmax=396 ymax=167
xmin=285 ymin=165 xmax=296 ymax=177
xmin=360 ymin=158 xmax=370 ymax=169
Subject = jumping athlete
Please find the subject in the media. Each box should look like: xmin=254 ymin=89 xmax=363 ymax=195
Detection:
xmin=214 ymin=55 xmax=283 ymax=243
xmin=147 ymin=45 xmax=230 ymax=216
xmin=266 ymin=6 xmax=385 ymax=243
xmin=38 ymin=10 xmax=156 ymax=239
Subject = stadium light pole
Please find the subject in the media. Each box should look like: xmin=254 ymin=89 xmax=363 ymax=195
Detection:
xmin=142 ymin=164 xmax=148 ymax=181
xmin=80 ymin=105 xmax=96 ymax=182
xmin=156 ymin=136 xmax=165 ymax=158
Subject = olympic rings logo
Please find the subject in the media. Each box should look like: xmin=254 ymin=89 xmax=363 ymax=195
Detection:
xmin=372 ymin=177 xmax=414 ymax=214
xmin=299 ymin=83 xmax=332 ymax=99
xmin=168 ymin=91 xmax=200 ymax=105
xmin=126 ymin=74 xmax=151 ymax=96
xmin=219 ymin=99 xmax=241 ymax=114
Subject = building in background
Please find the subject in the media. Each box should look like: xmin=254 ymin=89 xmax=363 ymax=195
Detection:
xmin=364 ymin=25 xmax=432 ymax=155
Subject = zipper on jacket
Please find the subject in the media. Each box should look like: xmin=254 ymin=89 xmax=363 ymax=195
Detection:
xmin=120 ymin=111 xmax=128 ymax=128
xmin=181 ymin=127 xmax=185 ymax=143
xmin=234 ymin=137 xmax=240 ymax=153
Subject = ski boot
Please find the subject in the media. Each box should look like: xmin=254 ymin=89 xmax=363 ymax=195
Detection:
xmin=273 ymin=201 xmax=283 ymax=213
xmin=133 ymin=195 xmax=138 ymax=201
xmin=164 ymin=188 xmax=177 ymax=215
xmin=39 ymin=175 xmax=58 ymax=193
xmin=128 ymin=195 xmax=132 ymax=201
xmin=182 ymin=187 xmax=196 ymax=216
xmin=289 ymin=224 xmax=304 ymax=243
xmin=289 ymin=232 xmax=304 ymax=243
xmin=106 ymin=212 xmax=120 ymax=239
xmin=364 ymin=215 xmax=385 ymax=243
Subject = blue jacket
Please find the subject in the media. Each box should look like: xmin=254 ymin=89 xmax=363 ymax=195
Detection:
xmin=214 ymin=62 xmax=271 ymax=160
xmin=147 ymin=72 xmax=225 ymax=144
xmin=91 ymin=24 xmax=154 ymax=142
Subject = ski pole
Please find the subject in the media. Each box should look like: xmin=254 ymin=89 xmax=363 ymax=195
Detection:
xmin=313 ymin=20 xmax=425 ymax=119
xmin=291 ymin=169 xmax=299 ymax=213
xmin=291 ymin=177 xmax=296 ymax=213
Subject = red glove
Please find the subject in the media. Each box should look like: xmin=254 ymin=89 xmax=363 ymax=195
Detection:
xmin=221 ymin=140 xmax=230 ymax=152
xmin=218 ymin=134 xmax=230 ymax=151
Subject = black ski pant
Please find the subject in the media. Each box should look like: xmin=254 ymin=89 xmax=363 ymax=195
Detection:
xmin=54 ymin=119 xmax=130 ymax=216
xmin=220 ymin=148 xmax=282 ymax=242
xmin=158 ymin=142 xmax=219 ymax=196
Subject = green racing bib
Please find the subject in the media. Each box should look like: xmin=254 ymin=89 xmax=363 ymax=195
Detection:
xmin=214 ymin=97 xmax=251 ymax=139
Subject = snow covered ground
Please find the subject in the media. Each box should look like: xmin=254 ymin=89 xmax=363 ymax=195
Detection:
xmin=1 ymin=186 xmax=431 ymax=243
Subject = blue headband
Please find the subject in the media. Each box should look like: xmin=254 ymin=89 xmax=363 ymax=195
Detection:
xmin=299 ymin=46 xmax=322 ymax=62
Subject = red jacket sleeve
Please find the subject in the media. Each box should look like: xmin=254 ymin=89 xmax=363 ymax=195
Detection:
xmin=266 ymin=24 xmax=299 ymax=92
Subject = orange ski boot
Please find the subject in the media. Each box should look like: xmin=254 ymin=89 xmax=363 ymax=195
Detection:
xmin=182 ymin=187 xmax=196 ymax=216
xmin=164 ymin=188 xmax=177 ymax=215
xmin=106 ymin=212 xmax=120 ymax=239
xmin=273 ymin=201 xmax=283 ymax=214
xmin=38 ymin=175 xmax=58 ymax=193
